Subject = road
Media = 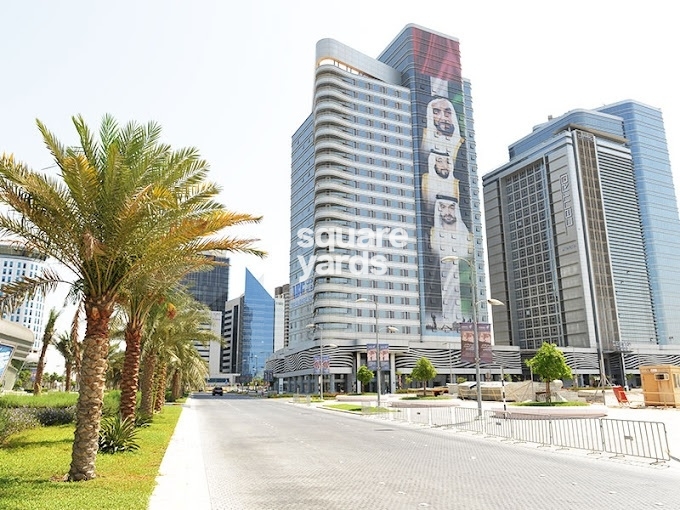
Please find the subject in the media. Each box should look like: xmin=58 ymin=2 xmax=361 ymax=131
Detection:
xmin=189 ymin=394 xmax=680 ymax=509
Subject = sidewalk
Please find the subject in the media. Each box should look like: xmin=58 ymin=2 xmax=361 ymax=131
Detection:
xmin=148 ymin=401 xmax=210 ymax=510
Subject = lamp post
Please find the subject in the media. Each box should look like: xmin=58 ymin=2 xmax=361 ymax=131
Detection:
xmin=306 ymin=324 xmax=337 ymax=400
xmin=355 ymin=298 xmax=396 ymax=408
xmin=500 ymin=364 xmax=507 ymax=413
xmin=448 ymin=342 xmax=454 ymax=384
xmin=441 ymin=255 xmax=504 ymax=418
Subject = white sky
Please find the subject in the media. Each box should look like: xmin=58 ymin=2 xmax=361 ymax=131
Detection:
xmin=2 ymin=1 xmax=678 ymax=367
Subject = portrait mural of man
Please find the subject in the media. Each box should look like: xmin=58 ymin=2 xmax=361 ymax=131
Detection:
xmin=412 ymin=27 xmax=473 ymax=337
xmin=430 ymin=192 xmax=472 ymax=324
xmin=422 ymin=151 xmax=457 ymax=211
xmin=421 ymin=96 xmax=463 ymax=158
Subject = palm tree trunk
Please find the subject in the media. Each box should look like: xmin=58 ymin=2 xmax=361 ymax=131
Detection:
xmin=64 ymin=363 xmax=72 ymax=392
xmin=68 ymin=297 xmax=114 ymax=481
xmin=119 ymin=321 xmax=143 ymax=422
xmin=154 ymin=360 xmax=167 ymax=413
xmin=33 ymin=339 xmax=50 ymax=395
xmin=140 ymin=351 xmax=156 ymax=417
xmin=171 ymin=370 xmax=182 ymax=401
xmin=73 ymin=337 xmax=81 ymax=390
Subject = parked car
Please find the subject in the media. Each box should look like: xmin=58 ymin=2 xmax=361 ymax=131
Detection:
xmin=212 ymin=386 xmax=224 ymax=396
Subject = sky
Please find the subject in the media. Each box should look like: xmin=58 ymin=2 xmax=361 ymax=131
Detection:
xmin=2 ymin=1 xmax=678 ymax=370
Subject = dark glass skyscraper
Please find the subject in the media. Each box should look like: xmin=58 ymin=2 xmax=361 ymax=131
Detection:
xmin=182 ymin=251 xmax=230 ymax=379
xmin=182 ymin=251 xmax=230 ymax=311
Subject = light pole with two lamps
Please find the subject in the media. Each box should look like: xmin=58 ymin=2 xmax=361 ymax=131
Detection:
xmin=305 ymin=323 xmax=337 ymax=400
xmin=441 ymin=255 xmax=505 ymax=418
xmin=355 ymin=298 xmax=397 ymax=408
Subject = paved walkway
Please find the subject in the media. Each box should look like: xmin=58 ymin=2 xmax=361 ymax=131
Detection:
xmin=148 ymin=392 xmax=680 ymax=509
xmin=148 ymin=401 xmax=210 ymax=510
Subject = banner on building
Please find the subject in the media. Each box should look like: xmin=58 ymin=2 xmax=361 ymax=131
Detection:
xmin=366 ymin=343 xmax=389 ymax=371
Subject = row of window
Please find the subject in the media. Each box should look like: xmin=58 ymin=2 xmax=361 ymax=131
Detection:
xmin=315 ymin=97 xmax=410 ymax=126
xmin=514 ymin=283 xmax=557 ymax=300
xmin=316 ymin=208 xmax=416 ymax=226
xmin=3 ymin=260 xmax=40 ymax=269
xmin=338 ymin=74 xmax=405 ymax=98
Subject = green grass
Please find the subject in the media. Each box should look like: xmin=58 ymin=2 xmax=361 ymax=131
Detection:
xmin=324 ymin=403 xmax=390 ymax=413
xmin=0 ymin=391 xmax=122 ymax=416
xmin=0 ymin=405 xmax=181 ymax=510
xmin=0 ymin=392 xmax=79 ymax=408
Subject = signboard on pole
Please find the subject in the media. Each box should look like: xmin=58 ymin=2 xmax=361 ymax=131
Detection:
xmin=313 ymin=355 xmax=331 ymax=375
xmin=366 ymin=344 xmax=389 ymax=371
xmin=460 ymin=323 xmax=475 ymax=364
xmin=477 ymin=323 xmax=493 ymax=364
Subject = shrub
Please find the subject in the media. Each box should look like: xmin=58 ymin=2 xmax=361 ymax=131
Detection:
xmin=134 ymin=412 xmax=153 ymax=428
xmin=0 ymin=408 xmax=41 ymax=444
xmin=98 ymin=414 xmax=140 ymax=454
xmin=102 ymin=390 xmax=121 ymax=417
xmin=35 ymin=405 xmax=76 ymax=426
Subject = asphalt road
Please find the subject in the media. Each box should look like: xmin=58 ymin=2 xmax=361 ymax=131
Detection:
xmin=190 ymin=394 xmax=680 ymax=510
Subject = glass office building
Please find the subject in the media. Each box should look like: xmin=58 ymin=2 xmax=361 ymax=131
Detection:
xmin=483 ymin=101 xmax=680 ymax=384
xmin=182 ymin=251 xmax=230 ymax=312
xmin=235 ymin=269 xmax=274 ymax=381
xmin=275 ymin=25 xmax=521 ymax=395
xmin=182 ymin=251 xmax=231 ymax=380
xmin=597 ymin=101 xmax=680 ymax=347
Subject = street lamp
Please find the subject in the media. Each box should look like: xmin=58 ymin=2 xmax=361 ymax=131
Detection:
xmin=446 ymin=341 xmax=454 ymax=384
xmin=355 ymin=298 xmax=397 ymax=408
xmin=306 ymin=324 xmax=337 ymax=400
xmin=441 ymin=255 xmax=505 ymax=418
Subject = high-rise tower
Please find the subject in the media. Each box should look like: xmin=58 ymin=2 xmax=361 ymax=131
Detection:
xmin=483 ymin=101 xmax=680 ymax=385
xmin=278 ymin=25 xmax=519 ymax=395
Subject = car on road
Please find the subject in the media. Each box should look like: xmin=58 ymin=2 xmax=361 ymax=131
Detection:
xmin=211 ymin=386 xmax=223 ymax=396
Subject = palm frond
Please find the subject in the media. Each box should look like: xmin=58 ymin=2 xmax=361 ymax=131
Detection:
xmin=0 ymin=267 xmax=63 ymax=314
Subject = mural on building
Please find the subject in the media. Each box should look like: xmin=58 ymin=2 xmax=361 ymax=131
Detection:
xmin=412 ymin=28 xmax=473 ymax=337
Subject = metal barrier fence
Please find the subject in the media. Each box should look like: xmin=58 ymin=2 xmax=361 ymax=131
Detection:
xmin=368 ymin=406 xmax=670 ymax=463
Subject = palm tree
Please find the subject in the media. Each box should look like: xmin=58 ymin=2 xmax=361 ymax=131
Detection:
xmin=54 ymin=306 xmax=82 ymax=392
xmin=54 ymin=332 xmax=76 ymax=392
xmin=0 ymin=115 xmax=264 ymax=481
xmin=139 ymin=293 xmax=215 ymax=416
xmin=33 ymin=308 xmax=61 ymax=395
xmin=118 ymin=262 xmax=218 ymax=422
xmin=168 ymin=340 xmax=209 ymax=400
xmin=105 ymin=341 xmax=125 ymax=390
